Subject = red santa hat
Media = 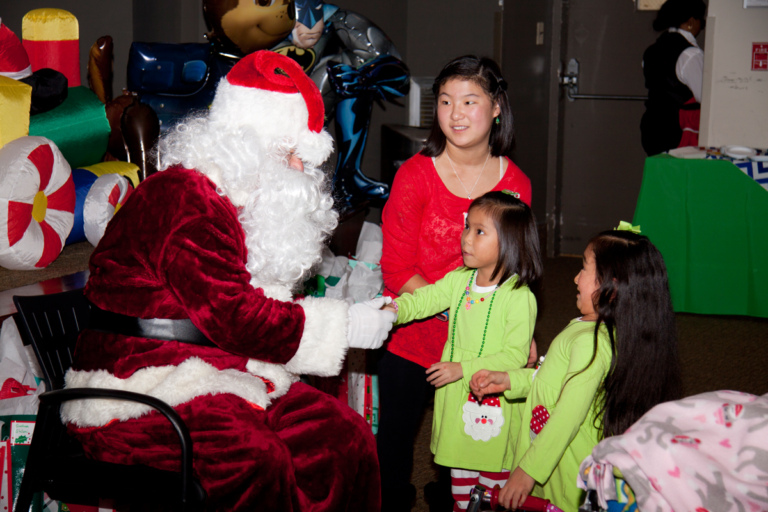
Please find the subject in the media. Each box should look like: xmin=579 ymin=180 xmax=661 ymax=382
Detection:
xmin=209 ymin=50 xmax=333 ymax=167
xmin=0 ymin=20 xmax=32 ymax=80
xmin=467 ymin=394 xmax=502 ymax=408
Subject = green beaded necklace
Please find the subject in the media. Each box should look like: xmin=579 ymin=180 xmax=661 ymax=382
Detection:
xmin=448 ymin=269 xmax=498 ymax=362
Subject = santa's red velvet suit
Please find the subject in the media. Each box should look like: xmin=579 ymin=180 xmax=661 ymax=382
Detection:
xmin=62 ymin=51 xmax=385 ymax=511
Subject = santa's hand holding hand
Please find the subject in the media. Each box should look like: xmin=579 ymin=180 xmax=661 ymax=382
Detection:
xmin=347 ymin=297 xmax=396 ymax=349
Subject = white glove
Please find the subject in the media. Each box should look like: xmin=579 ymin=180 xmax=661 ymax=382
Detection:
xmin=348 ymin=297 xmax=397 ymax=349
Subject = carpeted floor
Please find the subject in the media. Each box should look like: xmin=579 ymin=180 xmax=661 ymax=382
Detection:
xmin=0 ymin=242 xmax=93 ymax=292
xmin=407 ymin=254 xmax=768 ymax=512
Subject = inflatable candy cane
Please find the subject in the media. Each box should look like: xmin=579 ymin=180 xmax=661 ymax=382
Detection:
xmin=83 ymin=173 xmax=133 ymax=247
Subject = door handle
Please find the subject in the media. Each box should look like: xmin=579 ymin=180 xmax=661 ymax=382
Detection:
xmin=559 ymin=58 xmax=647 ymax=101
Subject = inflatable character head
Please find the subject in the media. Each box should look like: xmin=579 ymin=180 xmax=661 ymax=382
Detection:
xmin=292 ymin=0 xmax=324 ymax=49
xmin=203 ymin=0 xmax=296 ymax=55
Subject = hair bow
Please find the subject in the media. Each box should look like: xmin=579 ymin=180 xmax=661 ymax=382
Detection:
xmin=614 ymin=221 xmax=641 ymax=234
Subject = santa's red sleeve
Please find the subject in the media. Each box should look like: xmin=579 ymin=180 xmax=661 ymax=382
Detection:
xmin=85 ymin=168 xmax=349 ymax=377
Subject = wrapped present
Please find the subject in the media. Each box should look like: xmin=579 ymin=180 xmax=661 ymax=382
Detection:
xmin=306 ymin=221 xmax=384 ymax=432
xmin=347 ymin=349 xmax=379 ymax=434
xmin=1 ymin=415 xmax=40 ymax=511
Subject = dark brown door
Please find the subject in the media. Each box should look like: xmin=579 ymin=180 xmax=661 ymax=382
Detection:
xmin=554 ymin=0 xmax=659 ymax=254
xmin=503 ymin=0 xmax=663 ymax=255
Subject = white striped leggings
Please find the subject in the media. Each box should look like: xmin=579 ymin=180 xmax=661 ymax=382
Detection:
xmin=451 ymin=468 xmax=511 ymax=511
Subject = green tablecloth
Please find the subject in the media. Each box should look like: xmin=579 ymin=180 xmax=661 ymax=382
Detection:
xmin=633 ymin=155 xmax=768 ymax=318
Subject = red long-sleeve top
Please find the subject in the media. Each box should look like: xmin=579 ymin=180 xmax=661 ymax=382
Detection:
xmin=381 ymin=153 xmax=532 ymax=367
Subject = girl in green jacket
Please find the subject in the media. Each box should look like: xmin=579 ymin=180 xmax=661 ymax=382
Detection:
xmin=385 ymin=191 xmax=542 ymax=511
xmin=470 ymin=226 xmax=682 ymax=510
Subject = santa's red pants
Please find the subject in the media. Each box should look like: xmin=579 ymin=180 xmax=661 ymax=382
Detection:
xmin=72 ymin=382 xmax=381 ymax=511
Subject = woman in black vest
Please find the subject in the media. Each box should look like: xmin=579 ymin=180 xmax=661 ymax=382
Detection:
xmin=641 ymin=0 xmax=707 ymax=156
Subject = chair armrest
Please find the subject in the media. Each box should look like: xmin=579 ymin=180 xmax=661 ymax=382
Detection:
xmin=40 ymin=387 xmax=197 ymax=506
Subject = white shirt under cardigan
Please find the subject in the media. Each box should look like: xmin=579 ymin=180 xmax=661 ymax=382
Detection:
xmin=642 ymin=27 xmax=704 ymax=104
xmin=671 ymin=28 xmax=704 ymax=103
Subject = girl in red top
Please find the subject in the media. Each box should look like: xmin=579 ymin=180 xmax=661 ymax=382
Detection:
xmin=378 ymin=55 xmax=532 ymax=511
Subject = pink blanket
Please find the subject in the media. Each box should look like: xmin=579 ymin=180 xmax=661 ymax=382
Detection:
xmin=580 ymin=390 xmax=768 ymax=511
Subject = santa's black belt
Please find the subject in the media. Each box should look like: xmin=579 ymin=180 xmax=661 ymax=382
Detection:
xmin=88 ymin=304 xmax=215 ymax=347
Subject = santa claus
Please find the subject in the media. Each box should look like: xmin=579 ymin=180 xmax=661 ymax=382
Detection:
xmin=62 ymin=50 xmax=395 ymax=511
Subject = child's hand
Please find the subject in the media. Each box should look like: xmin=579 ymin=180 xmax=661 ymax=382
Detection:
xmin=426 ymin=362 xmax=462 ymax=387
xmin=380 ymin=297 xmax=396 ymax=314
xmin=469 ymin=370 xmax=511 ymax=401
xmin=498 ymin=467 xmax=536 ymax=510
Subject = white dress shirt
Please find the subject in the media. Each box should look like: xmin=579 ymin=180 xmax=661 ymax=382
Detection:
xmin=670 ymin=27 xmax=704 ymax=103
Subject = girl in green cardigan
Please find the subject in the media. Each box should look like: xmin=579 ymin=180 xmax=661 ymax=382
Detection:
xmin=384 ymin=191 xmax=542 ymax=511
xmin=470 ymin=226 xmax=682 ymax=510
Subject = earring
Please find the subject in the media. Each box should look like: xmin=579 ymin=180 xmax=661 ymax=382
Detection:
xmin=495 ymin=117 xmax=500 ymax=125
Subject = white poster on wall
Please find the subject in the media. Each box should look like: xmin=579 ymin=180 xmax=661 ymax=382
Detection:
xmin=744 ymin=0 xmax=768 ymax=7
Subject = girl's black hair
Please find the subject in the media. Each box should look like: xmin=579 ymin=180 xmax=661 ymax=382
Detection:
xmin=468 ymin=191 xmax=542 ymax=290
xmin=422 ymin=55 xmax=515 ymax=158
xmin=588 ymin=230 xmax=683 ymax=438
xmin=652 ymin=0 xmax=707 ymax=31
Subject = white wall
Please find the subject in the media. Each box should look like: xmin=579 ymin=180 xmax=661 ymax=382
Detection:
xmin=700 ymin=0 xmax=768 ymax=148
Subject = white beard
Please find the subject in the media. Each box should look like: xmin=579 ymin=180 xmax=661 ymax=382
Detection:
xmin=238 ymin=161 xmax=338 ymax=293
xmin=155 ymin=113 xmax=338 ymax=293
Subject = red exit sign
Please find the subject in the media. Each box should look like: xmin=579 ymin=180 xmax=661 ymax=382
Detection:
xmin=754 ymin=43 xmax=768 ymax=71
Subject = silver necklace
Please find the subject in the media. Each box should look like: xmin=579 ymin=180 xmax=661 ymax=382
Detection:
xmin=445 ymin=150 xmax=491 ymax=200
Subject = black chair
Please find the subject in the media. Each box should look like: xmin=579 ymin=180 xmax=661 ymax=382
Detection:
xmin=12 ymin=289 xmax=207 ymax=512
xmin=13 ymin=289 xmax=90 ymax=391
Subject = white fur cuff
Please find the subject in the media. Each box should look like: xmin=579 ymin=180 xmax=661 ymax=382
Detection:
xmin=62 ymin=358 xmax=271 ymax=427
xmin=285 ymin=296 xmax=349 ymax=376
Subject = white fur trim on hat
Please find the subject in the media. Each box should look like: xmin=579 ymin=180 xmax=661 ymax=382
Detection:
xmin=210 ymin=80 xmax=333 ymax=168
xmin=0 ymin=65 xmax=32 ymax=80
xmin=0 ymin=21 xmax=32 ymax=80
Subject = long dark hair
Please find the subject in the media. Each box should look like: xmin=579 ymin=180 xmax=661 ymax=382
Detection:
xmin=652 ymin=0 xmax=707 ymax=31
xmin=422 ymin=55 xmax=514 ymax=158
xmin=468 ymin=192 xmax=542 ymax=290
xmin=588 ymin=230 xmax=682 ymax=438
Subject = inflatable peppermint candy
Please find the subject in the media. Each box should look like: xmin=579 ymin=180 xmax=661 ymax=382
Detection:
xmin=83 ymin=173 xmax=133 ymax=246
xmin=0 ymin=136 xmax=74 ymax=270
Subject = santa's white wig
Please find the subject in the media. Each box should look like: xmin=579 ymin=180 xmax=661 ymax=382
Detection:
xmin=155 ymin=52 xmax=340 ymax=293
